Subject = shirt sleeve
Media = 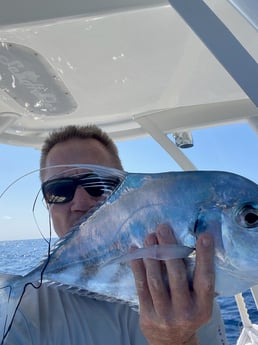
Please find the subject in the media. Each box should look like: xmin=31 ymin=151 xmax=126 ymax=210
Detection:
xmin=197 ymin=300 xmax=229 ymax=345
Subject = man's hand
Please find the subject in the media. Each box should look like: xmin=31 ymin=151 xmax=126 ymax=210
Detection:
xmin=130 ymin=224 xmax=215 ymax=345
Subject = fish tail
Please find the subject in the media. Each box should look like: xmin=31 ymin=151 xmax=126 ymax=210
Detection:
xmin=0 ymin=273 xmax=25 ymax=344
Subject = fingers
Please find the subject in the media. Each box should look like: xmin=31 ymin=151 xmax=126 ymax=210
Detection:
xmin=130 ymin=223 xmax=215 ymax=319
xmin=141 ymin=232 xmax=171 ymax=316
xmin=130 ymin=250 xmax=154 ymax=313
xmin=130 ymin=224 xmax=215 ymax=345
xmin=156 ymin=225 xmax=192 ymax=312
xmin=130 ymin=232 xmax=168 ymax=316
xmin=193 ymin=232 xmax=215 ymax=317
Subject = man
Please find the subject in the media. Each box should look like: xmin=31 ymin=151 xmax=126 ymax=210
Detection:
xmin=5 ymin=125 xmax=227 ymax=345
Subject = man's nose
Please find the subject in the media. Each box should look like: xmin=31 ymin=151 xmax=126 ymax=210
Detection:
xmin=70 ymin=186 xmax=97 ymax=211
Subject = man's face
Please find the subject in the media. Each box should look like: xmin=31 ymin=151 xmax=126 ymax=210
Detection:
xmin=43 ymin=138 xmax=120 ymax=237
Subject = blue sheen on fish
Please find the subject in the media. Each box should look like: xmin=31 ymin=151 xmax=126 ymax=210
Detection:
xmin=0 ymin=165 xmax=258 ymax=343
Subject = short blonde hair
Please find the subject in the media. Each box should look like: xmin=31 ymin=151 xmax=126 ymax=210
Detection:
xmin=40 ymin=125 xmax=123 ymax=181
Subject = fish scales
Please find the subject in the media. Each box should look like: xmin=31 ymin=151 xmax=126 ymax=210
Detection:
xmin=0 ymin=166 xmax=258 ymax=343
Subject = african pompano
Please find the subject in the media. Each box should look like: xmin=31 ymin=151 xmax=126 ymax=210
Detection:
xmin=1 ymin=165 xmax=258 ymax=343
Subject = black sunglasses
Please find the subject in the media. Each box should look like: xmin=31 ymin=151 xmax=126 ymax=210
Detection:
xmin=42 ymin=173 xmax=120 ymax=204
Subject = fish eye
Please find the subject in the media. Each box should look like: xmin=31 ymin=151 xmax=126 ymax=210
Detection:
xmin=236 ymin=204 xmax=258 ymax=228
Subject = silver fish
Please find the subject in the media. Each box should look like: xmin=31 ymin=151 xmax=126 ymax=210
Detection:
xmin=1 ymin=165 xmax=258 ymax=343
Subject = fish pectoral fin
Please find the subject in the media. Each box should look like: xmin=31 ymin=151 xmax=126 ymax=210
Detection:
xmin=107 ymin=244 xmax=194 ymax=265
xmin=0 ymin=273 xmax=21 ymax=288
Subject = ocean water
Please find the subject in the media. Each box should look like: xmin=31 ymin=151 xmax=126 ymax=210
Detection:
xmin=0 ymin=239 xmax=258 ymax=345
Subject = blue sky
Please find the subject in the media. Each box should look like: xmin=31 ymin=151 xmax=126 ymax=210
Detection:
xmin=1 ymin=122 xmax=258 ymax=240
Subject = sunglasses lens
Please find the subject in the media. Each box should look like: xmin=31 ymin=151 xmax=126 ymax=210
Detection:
xmin=42 ymin=173 xmax=120 ymax=204
xmin=43 ymin=179 xmax=76 ymax=204
xmin=81 ymin=174 xmax=104 ymax=197
xmin=85 ymin=186 xmax=103 ymax=197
